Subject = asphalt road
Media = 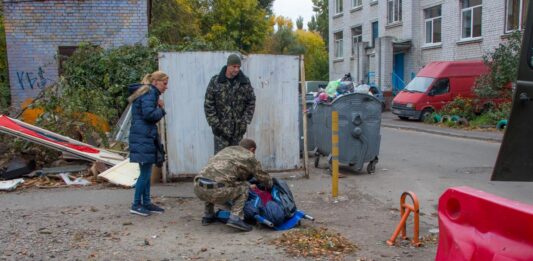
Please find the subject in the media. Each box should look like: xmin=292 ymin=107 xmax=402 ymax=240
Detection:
xmin=364 ymin=125 xmax=533 ymax=216
xmin=1 ymin=121 xmax=532 ymax=260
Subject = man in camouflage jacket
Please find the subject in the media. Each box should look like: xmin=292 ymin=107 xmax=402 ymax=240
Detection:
xmin=193 ymin=139 xmax=272 ymax=232
xmin=204 ymin=54 xmax=256 ymax=154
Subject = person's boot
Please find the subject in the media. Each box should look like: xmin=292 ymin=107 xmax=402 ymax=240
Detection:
xmin=226 ymin=214 xmax=253 ymax=232
xmin=202 ymin=215 xmax=216 ymax=226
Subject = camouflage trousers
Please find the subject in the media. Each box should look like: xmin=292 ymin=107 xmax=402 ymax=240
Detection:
xmin=193 ymin=179 xmax=249 ymax=218
xmin=214 ymin=134 xmax=242 ymax=154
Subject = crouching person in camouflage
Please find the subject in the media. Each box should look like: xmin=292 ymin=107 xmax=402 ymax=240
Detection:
xmin=193 ymin=139 xmax=272 ymax=232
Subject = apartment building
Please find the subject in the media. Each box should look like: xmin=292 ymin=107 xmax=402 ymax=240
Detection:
xmin=329 ymin=0 xmax=529 ymax=97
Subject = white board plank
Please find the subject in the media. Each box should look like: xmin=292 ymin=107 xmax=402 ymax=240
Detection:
xmin=98 ymin=159 xmax=139 ymax=187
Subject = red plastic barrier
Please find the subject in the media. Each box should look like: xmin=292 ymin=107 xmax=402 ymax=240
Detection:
xmin=436 ymin=186 xmax=533 ymax=261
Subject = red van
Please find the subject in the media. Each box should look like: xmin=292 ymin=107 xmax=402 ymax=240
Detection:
xmin=391 ymin=61 xmax=489 ymax=121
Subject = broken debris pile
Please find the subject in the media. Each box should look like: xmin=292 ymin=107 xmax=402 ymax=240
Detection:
xmin=271 ymin=226 xmax=357 ymax=260
xmin=0 ymin=114 xmax=139 ymax=190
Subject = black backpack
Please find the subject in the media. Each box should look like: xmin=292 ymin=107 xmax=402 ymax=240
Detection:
xmin=270 ymin=178 xmax=297 ymax=218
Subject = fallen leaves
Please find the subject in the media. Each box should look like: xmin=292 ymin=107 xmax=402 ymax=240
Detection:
xmin=271 ymin=226 xmax=357 ymax=260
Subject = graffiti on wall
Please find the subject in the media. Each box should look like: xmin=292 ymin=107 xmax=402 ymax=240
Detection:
xmin=16 ymin=67 xmax=50 ymax=90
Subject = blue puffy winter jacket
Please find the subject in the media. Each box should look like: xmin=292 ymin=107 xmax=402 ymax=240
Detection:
xmin=127 ymin=83 xmax=166 ymax=164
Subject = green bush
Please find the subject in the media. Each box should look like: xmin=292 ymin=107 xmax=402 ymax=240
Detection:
xmin=485 ymin=102 xmax=511 ymax=123
xmin=474 ymin=31 xmax=521 ymax=99
xmin=438 ymin=96 xmax=476 ymax=120
xmin=469 ymin=102 xmax=511 ymax=128
xmin=0 ymin=80 xmax=8 ymax=114
xmin=469 ymin=113 xmax=494 ymax=128
xmin=31 ymin=42 xmax=160 ymax=147
xmin=32 ymin=38 xmax=213 ymax=147
xmin=60 ymin=43 xmax=159 ymax=121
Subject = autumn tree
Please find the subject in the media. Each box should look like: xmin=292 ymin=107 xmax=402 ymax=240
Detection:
xmin=261 ymin=15 xmax=328 ymax=80
xmin=308 ymin=0 xmax=328 ymax=45
xmin=262 ymin=16 xmax=302 ymax=55
xmin=258 ymin=0 xmax=275 ymax=14
xmin=199 ymin=0 xmax=270 ymax=52
xmin=295 ymin=30 xmax=328 ymax=80
xmin=150 ymin=0 xmax=201 ymax=45
xmin=296 ymin=16 xmax=304 ymax=30
xmin=271 ymin=16 xmax=299 ymax=54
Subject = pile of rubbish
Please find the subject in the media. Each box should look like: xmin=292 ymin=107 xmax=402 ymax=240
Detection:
xmin=0 ymin=111 xmax=138 ymax=192
xmin=311 ymin=73 xmax=381 ymax=106
xmin=0 ymin=160 xmax=103 ymax=191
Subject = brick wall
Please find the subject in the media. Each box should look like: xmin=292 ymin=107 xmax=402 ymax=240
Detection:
xmin=3 ymin=0 xmax=148 ymax=109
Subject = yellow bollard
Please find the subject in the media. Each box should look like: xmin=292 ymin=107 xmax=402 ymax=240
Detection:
xmin=331 ymin=111 xmax=339 ymax=198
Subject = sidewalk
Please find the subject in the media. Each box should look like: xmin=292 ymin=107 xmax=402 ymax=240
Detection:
xmin=381 ymin=112 xmax=504 ymax=142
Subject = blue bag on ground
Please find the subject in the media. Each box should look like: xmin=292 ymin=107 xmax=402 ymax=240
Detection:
xmin=270 ymin=178 xmax=297 ymax=218
xmin=218 ymin=177 xmax=311 ymax=230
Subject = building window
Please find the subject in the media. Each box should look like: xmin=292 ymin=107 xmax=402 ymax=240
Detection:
xmin=334 ymin=31 xmax=344 ymax=58
xmin=387 ymin=0 xmax=402 ymax=24
xmin=424 ymin=5 xmax=442 ymax=44
xmin=335 ymin=0 xmax=343 ymax=14
xmin=352 ymin=0 xmax=362 ymax=9
xmin=461 ymin=0 xmax=482 ymax=39
xmin=372 ymin=21 xmax=379 ymax=47
xmin=506 ymin=0 xmax=529 ymax=32
xmin=351 ymin=26 xmax=363 ymax=54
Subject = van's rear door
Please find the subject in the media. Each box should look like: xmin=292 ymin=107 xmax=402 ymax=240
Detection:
xmin=492 ymin=3 xmax=533 ymax=181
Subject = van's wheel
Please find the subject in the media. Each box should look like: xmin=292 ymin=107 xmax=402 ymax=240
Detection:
xmin=419 ymin=108 xmax=434 ymax=122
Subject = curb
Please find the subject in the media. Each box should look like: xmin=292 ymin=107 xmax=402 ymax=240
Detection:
xmin=381 ymin=123 xmax=503 ymax=143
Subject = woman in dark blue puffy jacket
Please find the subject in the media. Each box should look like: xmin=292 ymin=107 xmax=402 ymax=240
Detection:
xmin=127 ymin=71 xmax=169 ymax=216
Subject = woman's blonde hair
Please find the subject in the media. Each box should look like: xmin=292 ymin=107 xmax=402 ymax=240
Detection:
xmin=128 ymin=70 xmax=169 ymax=103
xmin=141 ymin=70 xmax=169 ymax=84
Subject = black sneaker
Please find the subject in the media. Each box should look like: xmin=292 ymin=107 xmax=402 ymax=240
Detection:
xmin=202 ymin=216 xmax=216 ymax=226
xmin=130 ymin=204 xmax=151 ymax=216
xmin=144 ymin=203 xmax=165 ymax=213
xmin=226 ymin=215 xmax=253 ymax=232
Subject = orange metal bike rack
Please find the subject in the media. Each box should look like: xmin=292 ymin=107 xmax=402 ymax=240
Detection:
xmin=387 ymin=191 xmax=421 ymax=247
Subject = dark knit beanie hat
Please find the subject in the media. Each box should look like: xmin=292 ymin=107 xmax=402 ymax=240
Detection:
xmin=227 ymin=54 xmax=241 ymax=66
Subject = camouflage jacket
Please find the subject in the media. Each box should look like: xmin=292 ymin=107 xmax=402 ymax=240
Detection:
xmin=204 ymin=66 xmax=256 ymax=139
xmin=198 ymin=146 xmax=272 ymax=189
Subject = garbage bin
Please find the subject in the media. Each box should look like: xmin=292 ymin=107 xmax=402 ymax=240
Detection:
xmin=310 ymin=93 xmax=381 ymax=173
xmin=299 ymin=93 xmax=316 ymax=154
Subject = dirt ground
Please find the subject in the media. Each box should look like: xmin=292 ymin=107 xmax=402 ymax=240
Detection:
xmin=0 ymin=165 xmax=438 ymax=261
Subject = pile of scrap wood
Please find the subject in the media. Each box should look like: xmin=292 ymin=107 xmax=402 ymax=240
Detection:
xmin=0 ymin=115 xmax=139 ymax=191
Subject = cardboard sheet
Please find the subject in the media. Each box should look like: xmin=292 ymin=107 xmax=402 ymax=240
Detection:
xmin=98 ymin=159 xmax=139 ymax=187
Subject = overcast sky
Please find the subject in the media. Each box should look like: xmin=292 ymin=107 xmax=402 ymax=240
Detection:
xmin=272 ymin=0 xmax=315 ymax=30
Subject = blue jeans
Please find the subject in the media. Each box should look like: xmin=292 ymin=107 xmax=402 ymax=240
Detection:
xmin=133 ymin=163 xmax=152 ymax=206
